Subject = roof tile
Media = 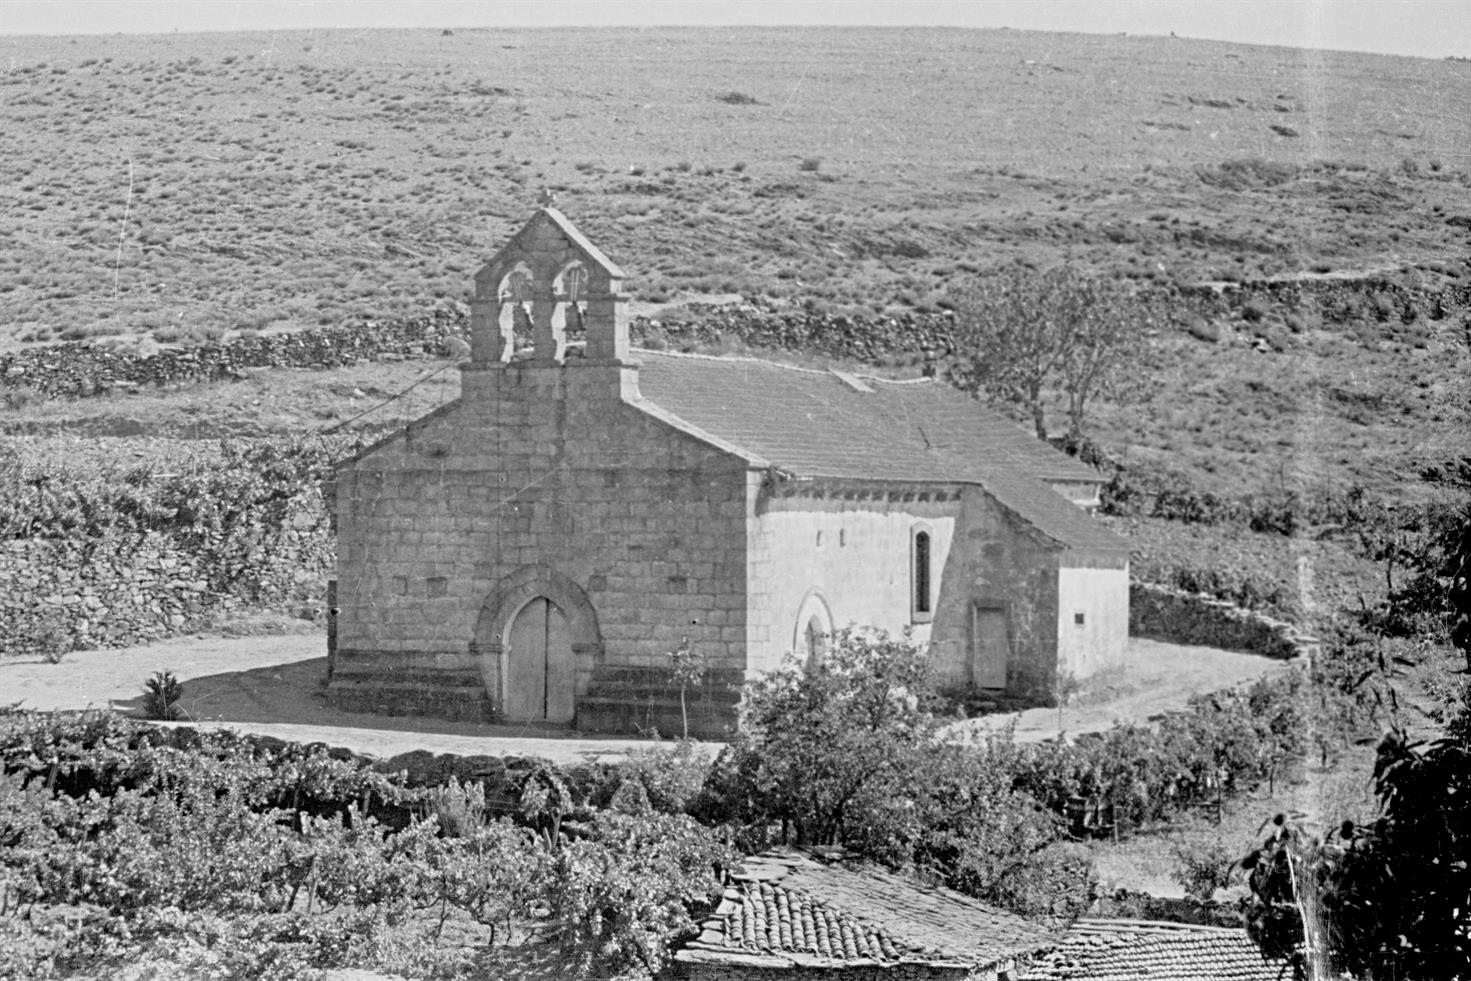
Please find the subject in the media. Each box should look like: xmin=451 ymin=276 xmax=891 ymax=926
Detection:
xmin=634 ymin=350 xmax=1126 ymax=552
xmin=1018 ymin=919 xmax=1291 ymax=981
xmin=679 ymin=848 xmax=1054 ymax=971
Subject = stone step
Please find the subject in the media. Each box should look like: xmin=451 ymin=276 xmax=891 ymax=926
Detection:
xmin=576 ymin=695 xmax=736 ymax=740
xmin=581 ymin=682 xmax=743 ymax=705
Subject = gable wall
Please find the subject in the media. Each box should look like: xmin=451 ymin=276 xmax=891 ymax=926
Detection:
xmin=1055 ymin=550 xmax=1130 ymax=679
xmin=331 ymin=362 xmax=751 ymax=724
xmin=924 ymin=487 xmax=1063 ymax=696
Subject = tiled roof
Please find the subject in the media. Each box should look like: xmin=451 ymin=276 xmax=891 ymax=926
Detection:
xmin=677 ymin=848 xmax=1056 ymax=971
xmin=710 ymin=880 xmax=927 ymax=964
xmin=1018 ymin=919 xmax=1291 ymax=981
xmin=633 ymin=350 xmax=1125 ymax=552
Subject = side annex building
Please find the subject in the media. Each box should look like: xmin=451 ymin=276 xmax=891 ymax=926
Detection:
xmin=326 ymin=208 xmax=1130 ymax=736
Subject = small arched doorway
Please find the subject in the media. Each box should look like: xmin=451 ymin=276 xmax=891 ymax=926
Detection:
xmin=472 ymin=564 xmax=603 ymax=727
xmin=505 ymin=596 xmax=576 ymax=723
xmin=793 ymin=588 xmax=835 ymax=666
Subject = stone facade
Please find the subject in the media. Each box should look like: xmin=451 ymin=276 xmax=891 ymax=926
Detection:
xmin=328 ymin=208 xmax=1130 ymax=735
xmin=330 ymin=360 xmax=754 ymax=733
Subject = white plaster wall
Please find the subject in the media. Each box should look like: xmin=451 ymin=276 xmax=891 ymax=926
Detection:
xmin=745 ymin=505 xmax=956 ymax=676
xmin=1055 ymin=565 xmax=1130 ymax=679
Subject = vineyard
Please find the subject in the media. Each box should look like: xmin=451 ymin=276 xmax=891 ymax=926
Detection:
xmin=0 ymin=619 xmax=1389 ymax=980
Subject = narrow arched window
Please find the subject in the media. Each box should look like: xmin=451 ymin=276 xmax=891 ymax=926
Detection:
xmin=914 ymin=530 xmax=931 ymax=617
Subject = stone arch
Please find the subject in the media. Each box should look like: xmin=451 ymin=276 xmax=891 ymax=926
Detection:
xmin=496 ymin=261 xmax=536 ymax=356
xmin=792 ymin=588 xmax=834 ymax=665
xmin=469 ymin=208 xmax=629 ymax=366
xmin=470 ymin=564 xmax=603 ymax=719
xmin=552 ymin=259 xmax=589 ymax=346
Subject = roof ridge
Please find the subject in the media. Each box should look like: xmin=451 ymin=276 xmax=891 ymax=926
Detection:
xmin=1070 ymin=918 xmax=1249 ymax=936
xmin=863 ymin=375 xmax=939 ymax=387
xmin=633 ymin=346 xmax=938 ymax=387
xmin=633 ymin=346 xmax=832 ymax=376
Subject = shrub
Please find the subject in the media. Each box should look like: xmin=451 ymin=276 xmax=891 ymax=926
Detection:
xmin=30 ymin=608 xmax=72 ymax=663
xmin=546 ymin=809 xmax=729 ymax=977
xmin=614 ymin=739 xmax=710 ymax=815
xmin=724 ymin=628 xmax=940 ymax=846
xmin=1172 ymin=834 xmax=1239 ymax=901
xmin=140 ymin=670 xmax=185 ymax=721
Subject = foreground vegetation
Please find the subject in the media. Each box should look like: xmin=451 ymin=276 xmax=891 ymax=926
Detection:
xmin=0 ymin=603 xmax=1436 ymax=980
xmin=0 ymin=711 xmax=727 ymax=980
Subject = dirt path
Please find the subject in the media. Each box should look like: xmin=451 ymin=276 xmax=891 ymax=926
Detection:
xmin=945 ymin=638 xmax=1295 ymax=744
xmin=2 ymin=631 xmax=1289 ymax=761
xmin=1 ymin=629 xmax=717 ymax=764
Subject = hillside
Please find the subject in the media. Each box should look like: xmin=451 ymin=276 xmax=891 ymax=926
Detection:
xmin=1 ymin=26 xmax=1468 ymax=504
xmin=2 ymin=27 xmax=1469 ymax=341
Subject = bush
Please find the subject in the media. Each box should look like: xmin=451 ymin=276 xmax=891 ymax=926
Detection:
xmin=140 ymin=670 xmax=185 ymax=720
xmin=547 ymin=809 xmax=728 ymax=977
xmin=1172 ymin=834 xmax=1239 ymax=901
xmin=613 ymin=739 xmax=710 ymax=815
xmin=1184 ymin=315 xmax=1222 ymax=342
xmin=724 ymin=628 xmax=940 ymax=846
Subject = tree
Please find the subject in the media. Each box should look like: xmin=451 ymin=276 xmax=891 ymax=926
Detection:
xmin=1245 ymin=730 xmax=1471 ymax=980
xmin=725 ymin=628 xmax=939 ymax=847
xmin=709 ymin=629 xmax=1092 ymax=924
xmin=1244 ymin=508 xmax=1471 ymax=978
xmin=946 ymin=266 xmax=1163 ymax=440
xmin=666 ymin=636 xmax=706 ymax=741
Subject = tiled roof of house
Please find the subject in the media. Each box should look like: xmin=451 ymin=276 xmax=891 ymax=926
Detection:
xmin=1018 ymin=919 xmax=1291 ymax=981
xmin=711 ymin=879 xmax=928 ymax=964
xmin=634 ymin=350 xmax=1125 ymax=552
xmin=676 ymin=848 xmax=1056 ymax=972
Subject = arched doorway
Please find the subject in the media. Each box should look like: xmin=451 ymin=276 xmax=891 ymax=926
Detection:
xmin=505 ymin=596 xmax=576 ymax=723
xmin=471 ymin=564 xmax=603 ymax=726
xmin=792 ymin=588 xmax=835 ymax=666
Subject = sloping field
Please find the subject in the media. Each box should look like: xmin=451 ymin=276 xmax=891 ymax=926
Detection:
xmin=2 ymin=27 xmax=1469 ymax=341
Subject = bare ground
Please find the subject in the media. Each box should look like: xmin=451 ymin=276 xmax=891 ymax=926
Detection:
xmin=944 ymin=637 xmax=1293 ymax=744
xmin=3 ymin=630 xmax=1285 ymax=762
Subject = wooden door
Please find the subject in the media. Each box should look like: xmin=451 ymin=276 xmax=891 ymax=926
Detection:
xmin=971 ymin=605 xmax=1010 ymax=688
xmin=505 ymin=597 xmax=576 ymax=724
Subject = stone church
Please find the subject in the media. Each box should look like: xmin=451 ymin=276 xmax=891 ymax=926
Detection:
xmin=326 ymin=208 xmax=1130 ymax=736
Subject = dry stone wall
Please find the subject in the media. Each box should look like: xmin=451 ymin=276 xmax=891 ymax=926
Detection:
xmin=2 ymin=272 xmax=1465 ymax=402
xmin=0 ymin=305 xmax=964 ymax=402
xmin=0 ymin=309 xmax=467 ymax=399
xmin=1129 ymin=581 xmax=1317 ymax=661
xmin=1 ymin=527 xmax=330 ymax=658
xmin=0 ymin=444 xmax=334 ymax=658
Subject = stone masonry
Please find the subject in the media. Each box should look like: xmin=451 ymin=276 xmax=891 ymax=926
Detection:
xmin=328 ymin=208 xmax=1130 ymax=736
